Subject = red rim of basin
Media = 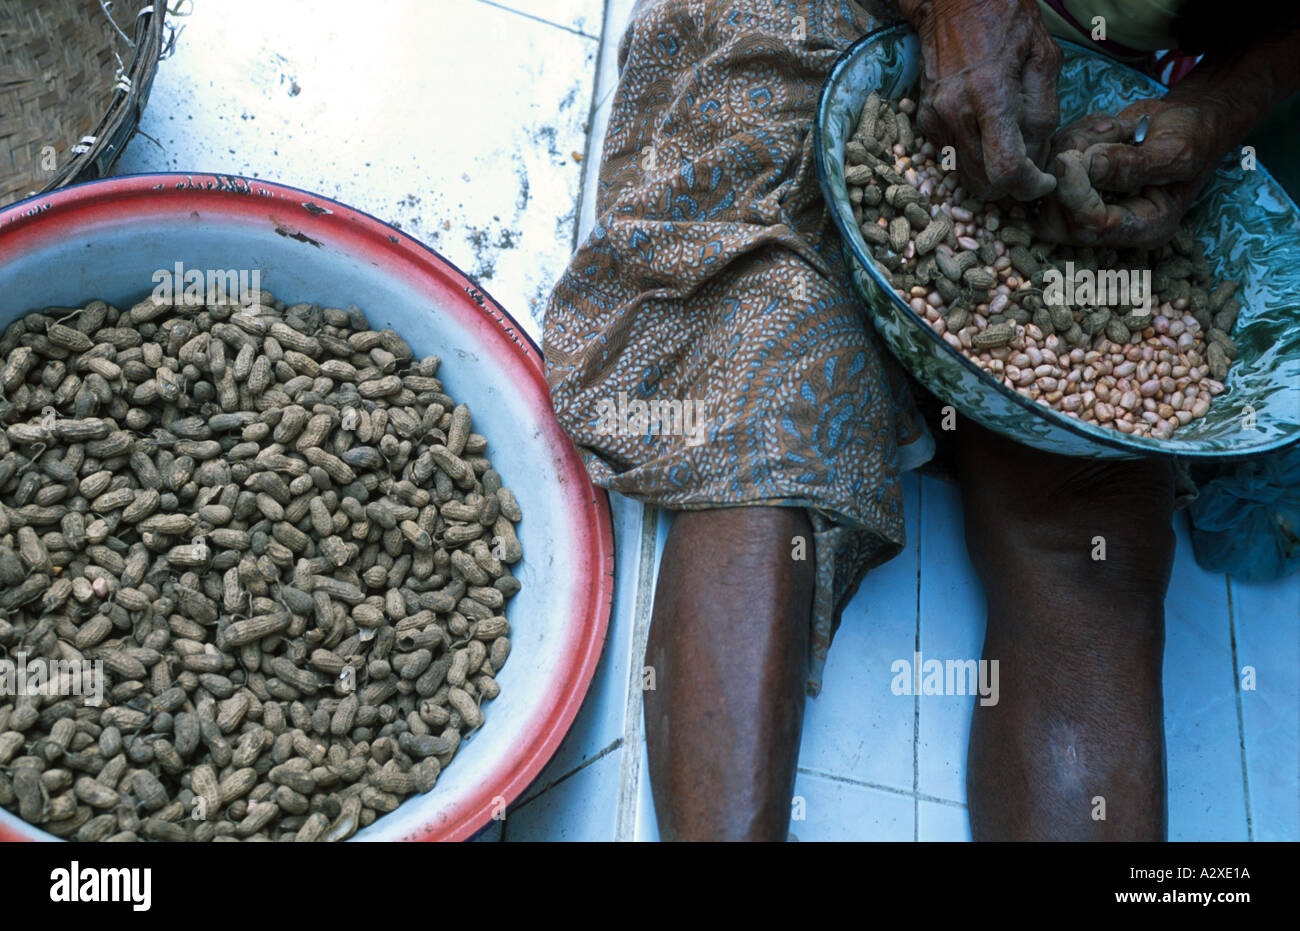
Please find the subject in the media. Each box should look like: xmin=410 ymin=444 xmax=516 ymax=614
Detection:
xmin=0 ymin=173 xmax=615 ymax=843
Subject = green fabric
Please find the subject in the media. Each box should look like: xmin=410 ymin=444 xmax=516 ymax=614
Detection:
xmin=1037 ymin=0 xmax=1188 ymax=55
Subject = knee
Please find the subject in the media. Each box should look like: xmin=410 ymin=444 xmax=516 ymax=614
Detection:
xmin=662 ymin=506 xmax=815 ymax=602
xmin=962 ymin=452 xmax=1177 ymax=626
xmin=670 ymin=506 xmax=812 ymax=565
xmin=1031 ymin=457 xmax=1176 ymax=592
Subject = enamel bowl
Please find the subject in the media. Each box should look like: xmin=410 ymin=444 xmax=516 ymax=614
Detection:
xmin=816 ymin=26 xmax=1300 ymax=460
xmin=0 ymin=173 xmax=614 ymax=841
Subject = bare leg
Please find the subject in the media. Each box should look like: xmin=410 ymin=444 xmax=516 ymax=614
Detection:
xmin=644 ymin=507 xmax=814 ymax=841
xmin=955 ymin=422 xmax=1174 ymax=841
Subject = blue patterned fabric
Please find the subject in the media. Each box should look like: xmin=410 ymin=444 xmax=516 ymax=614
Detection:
xmin=543 ymin=0 xmax=929 ymax=694
xmin=1189 ymin=446 xmax=1300 ymax=581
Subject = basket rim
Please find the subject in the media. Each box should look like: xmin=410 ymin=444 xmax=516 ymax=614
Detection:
xmin=7 ymin=1 xmax=167 ymax=203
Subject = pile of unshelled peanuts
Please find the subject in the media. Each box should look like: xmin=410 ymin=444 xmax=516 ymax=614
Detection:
xmin=0 ymin=291 xmax=522 ymax=841
xmin=844 ymin=91 xmax=1243 ymax=439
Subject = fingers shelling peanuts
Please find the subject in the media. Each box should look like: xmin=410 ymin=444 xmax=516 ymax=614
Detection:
xmin=845 ymin=91 xmax=1242 ymax=440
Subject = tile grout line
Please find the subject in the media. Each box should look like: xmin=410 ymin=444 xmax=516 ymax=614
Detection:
xmin=797 ymin=766 xmax=967 ymax=809
xmin=597 ymin=81 xmax=618 ymax=111
xmin=507 ymin=737 xmax=625 ymax=817
xmin=474 ymin=0 xmax=601 ymax=39
xmin=913 ymin=477 xmax=923 ymax=841
xmin=570 ymin=0 xmax=616 ymax=254
xmin=1225 ymin=574 xmax=1254 ymax=841
xmin=615 ymin=502 xmax=660 ymax=840
xmin=500 ymin=0 xmax=619 ymax=841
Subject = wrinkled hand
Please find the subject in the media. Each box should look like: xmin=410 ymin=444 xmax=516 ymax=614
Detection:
xmin=1035 ymin=97 xmax=1231 ymax=248
xmin=899 ymin=0 xmax=1062 ymax=201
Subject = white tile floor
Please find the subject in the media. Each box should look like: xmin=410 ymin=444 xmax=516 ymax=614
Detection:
xmin=117 ymin=0 xmax=602 ymax=344
xmin=115 ymin=0 xmax=1299 ymax=842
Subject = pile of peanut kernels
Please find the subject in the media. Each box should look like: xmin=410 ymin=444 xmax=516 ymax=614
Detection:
xmin=845 ymin=91 xmax=1244 ymax=439
xmin=0 ymin=290 xmax=522 ymax=841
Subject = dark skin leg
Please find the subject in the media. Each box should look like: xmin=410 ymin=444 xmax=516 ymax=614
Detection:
xmin=645 ymin=506 xmax=813 ymax=841
xmin=954 ymin=420 xmax=1175 ymax=840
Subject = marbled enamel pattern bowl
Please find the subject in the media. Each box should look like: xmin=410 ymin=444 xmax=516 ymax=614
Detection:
xmin=816 ymin=26 xmax=1300 ymax=460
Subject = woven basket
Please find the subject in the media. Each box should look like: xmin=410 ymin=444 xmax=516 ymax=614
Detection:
xmin=0 ymin=0 xmax=166 ymax=209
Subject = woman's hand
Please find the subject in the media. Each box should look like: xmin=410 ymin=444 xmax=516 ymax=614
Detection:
xmin=899 ymin=0 xmax=1062 ymax=201
xmin=1035 ymin=97 xmax=1233 ymax=248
